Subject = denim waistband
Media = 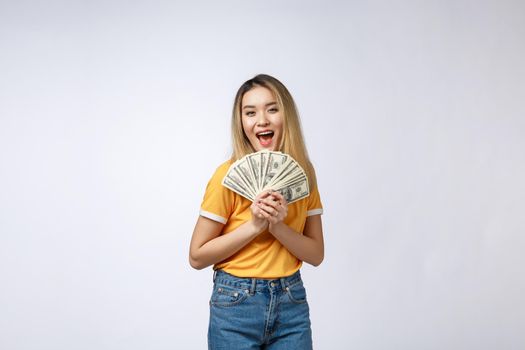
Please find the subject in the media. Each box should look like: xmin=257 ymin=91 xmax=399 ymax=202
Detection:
xmin=213 ymin=269 xmax=303 ymax=294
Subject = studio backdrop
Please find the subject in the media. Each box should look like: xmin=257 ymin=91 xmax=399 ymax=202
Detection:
xmin=1 ymin=1 xmax=524 ymax=349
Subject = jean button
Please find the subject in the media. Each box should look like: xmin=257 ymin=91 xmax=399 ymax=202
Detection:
xmin=270 ymin=282 xmax=275 ymax=288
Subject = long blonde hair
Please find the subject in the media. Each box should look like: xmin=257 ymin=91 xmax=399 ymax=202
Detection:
xmin=230 ymin=74 xmax=317 ymax=190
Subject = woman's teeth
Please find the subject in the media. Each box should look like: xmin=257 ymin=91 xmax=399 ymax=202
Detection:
xmin=257 ymin=131 xmax=273 ymax=136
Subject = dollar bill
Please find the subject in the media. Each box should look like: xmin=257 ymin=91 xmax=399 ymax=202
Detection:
xmin=275 ymin=179 xmax=309 ymax=203
xmin=247 ymin=152 xmax=263 ymax=192
xmin=222 ymin=150 xmax=310 ymax=204
xmin=262 ymin=153 xmax=289 ymax=189
xmin=222 ymin=176 xmax=255 ymax=201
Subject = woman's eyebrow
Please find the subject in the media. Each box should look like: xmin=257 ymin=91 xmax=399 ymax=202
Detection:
xmin=242 ymin=102 xmax=278 ymax=109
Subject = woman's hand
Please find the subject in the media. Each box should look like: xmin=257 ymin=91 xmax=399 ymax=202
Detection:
xmin=256 ymin=190 xmax=288 ymax=225
xmin=250 ymin=192 xmax=271 ymax=233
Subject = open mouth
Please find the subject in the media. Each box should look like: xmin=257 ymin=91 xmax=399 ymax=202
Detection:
xmin=256 ymin=130 xmax=274 ymax=147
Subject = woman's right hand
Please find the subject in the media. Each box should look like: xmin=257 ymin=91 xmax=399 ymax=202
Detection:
xmin=250 ymin=191 xmax=271 ymax=233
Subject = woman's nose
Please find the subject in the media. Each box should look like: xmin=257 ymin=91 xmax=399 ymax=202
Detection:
xmin=256 ymin=112 xmax=269 ymax=126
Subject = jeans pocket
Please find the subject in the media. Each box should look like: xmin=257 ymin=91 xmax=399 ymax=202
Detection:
xmin=210 ymin=284 xmax=248 ymax=307
xmin=285 ymin=281 xmax=307 ymax=304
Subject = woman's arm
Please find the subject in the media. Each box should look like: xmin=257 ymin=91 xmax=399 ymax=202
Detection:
xmin=257 ymin=192 xmax=325 ymax=266
xmin=188 ymin=192 xmax=271 ymax=270
xmin=188 ymin=217 xmax=261 ymax=270
xmin=269 ymin=215 xmax=324 ymax=266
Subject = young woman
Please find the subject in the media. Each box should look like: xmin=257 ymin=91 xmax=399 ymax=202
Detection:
xmin=189 ymin=74 xmax=324 ymax=349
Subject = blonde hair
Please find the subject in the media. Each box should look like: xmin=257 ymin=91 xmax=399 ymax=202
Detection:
xmin=230 ymin=74 xmax=317 ymax=190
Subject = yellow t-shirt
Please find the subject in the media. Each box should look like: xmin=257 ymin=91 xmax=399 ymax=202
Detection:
xmin=199 ymin=159 xmax=323 ymax=278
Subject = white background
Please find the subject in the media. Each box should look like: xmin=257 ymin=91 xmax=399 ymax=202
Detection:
xmin=1 ymin=0 xmax=524 ymax=349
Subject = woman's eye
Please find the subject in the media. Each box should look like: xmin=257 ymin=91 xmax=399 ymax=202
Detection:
xmin=268 ymin=108 xmax=278 ymax=113
xmin=245 ymin=111 xmax=255 ymax=117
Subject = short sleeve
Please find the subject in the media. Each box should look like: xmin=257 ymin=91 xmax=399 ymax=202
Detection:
xmin=199 ymin=162 xmax=235 ymax=224
xmin=306 ymin=185 xmax=323 ymax=216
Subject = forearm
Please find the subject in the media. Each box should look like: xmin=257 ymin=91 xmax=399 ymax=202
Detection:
xmin=269 ymin=222 xmax=324 ymax=266
xmin=190 ymin=220 xmax=262 ymax=270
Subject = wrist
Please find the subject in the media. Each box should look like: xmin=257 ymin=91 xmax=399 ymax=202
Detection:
xmin=248 ymin=219 xmax=267 ymax=235
xmin=269 ymin=221 xmax=285 ymax=234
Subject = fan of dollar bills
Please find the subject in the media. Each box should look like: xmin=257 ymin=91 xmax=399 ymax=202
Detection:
xmin=222 ymin=150 xmax=310 ymax=204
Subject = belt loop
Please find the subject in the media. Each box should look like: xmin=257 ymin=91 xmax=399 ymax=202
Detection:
xmin=250 ymin=278 xmax=256 ymax=295
xmin=280 ymin=277 xmax=287 ymax=291
xmin=213 ymin=269 xmax=217 ymax=283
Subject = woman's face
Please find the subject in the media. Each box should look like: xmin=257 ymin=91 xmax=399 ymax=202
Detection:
xmin=241 ymin=86 xmax=283 ymax=152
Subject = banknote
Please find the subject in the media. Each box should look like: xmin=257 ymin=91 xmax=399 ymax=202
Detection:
xmin=221 ymin=150 xmax=309 ymax=204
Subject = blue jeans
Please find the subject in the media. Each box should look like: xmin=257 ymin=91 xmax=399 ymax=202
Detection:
xmin=208 ymin=270 xmax=313 ymax=350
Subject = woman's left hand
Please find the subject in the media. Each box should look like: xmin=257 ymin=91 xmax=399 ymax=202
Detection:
xmin=256 ymin=190 xmax=288 ymax=225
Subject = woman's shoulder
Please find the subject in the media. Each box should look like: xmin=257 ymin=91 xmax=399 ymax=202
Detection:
xmin=207 ymin=158 xmax=234 ymax=181
xmin=214 ymin=159 xmax=234 ymax=174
